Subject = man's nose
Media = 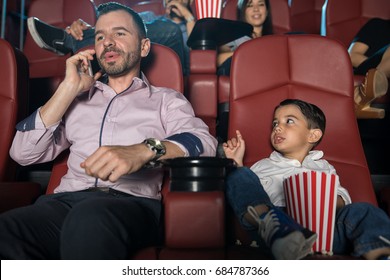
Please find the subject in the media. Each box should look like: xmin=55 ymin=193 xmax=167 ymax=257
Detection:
xmin=103 ymin=35 xmax=115 ymax=47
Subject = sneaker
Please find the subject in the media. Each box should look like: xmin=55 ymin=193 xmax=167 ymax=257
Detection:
xmin=27 ymin=17 xmax=72 ymax=56
xmin=247 ymin=206 xmax=317 ymax=260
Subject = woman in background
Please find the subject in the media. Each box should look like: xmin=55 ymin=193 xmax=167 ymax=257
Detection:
xmin=217 ymin=0 xmax=273 ymax=76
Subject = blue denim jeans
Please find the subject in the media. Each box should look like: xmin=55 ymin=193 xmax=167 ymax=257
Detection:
xmin=226 ymin=167 xmax=390 ymax=257
xmin=64 ymin=18 xmax=188 ymax=75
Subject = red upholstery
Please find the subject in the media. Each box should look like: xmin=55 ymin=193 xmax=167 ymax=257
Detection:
xmin=221 ymin=0 xmax=237 ymax=20
xmin=269 ymin=0 xmax=292 ymax=34
xmin=187 ymin=50 xmax=218 ymax=136
xmin=0 ymin=39 xmax=29 ymax=181
xmin=290 ymin=0 xmax=326 ymax=34
xmin=130 ymin=0 xmax=165 ymax=15
xmin=227 ymin=34 xmax=377 ymax=257
xmin=94 ymin=0 xmax=165 ymax=15
xmin=321 ymin=0 xmax=390 ymax=48
xmin=142 ymin=43 xmax=184 ymax=93
xmin=0 ymin=39 xmax=42 ymax=213
xmin=229 ymin=34 xmax=376 ymax=205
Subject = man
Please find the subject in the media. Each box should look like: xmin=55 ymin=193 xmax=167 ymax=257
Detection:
xmin=0 ymin=2 xmax=217 ymax=259
xmin=27 ymin=0 xmax=195 ymax=75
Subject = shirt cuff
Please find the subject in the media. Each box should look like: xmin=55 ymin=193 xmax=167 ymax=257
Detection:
xmin=165 ymin=132 xmax=203 ymax=157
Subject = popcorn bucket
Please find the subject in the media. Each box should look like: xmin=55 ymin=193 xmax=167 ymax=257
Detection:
xmin=195 ymin=0 xmax=223 ymax=19
xmin=283 ymin=171 xmax=338 ymax=255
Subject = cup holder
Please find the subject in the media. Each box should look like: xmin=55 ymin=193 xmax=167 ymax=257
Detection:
xmin=163 ymin=157 xmax=236 ymax=192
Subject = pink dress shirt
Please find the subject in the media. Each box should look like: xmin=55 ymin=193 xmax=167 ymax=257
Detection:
xmin=10 ymin=74 xmax=217 ymax=200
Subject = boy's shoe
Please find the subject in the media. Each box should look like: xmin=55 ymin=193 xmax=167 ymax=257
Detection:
xmin=27 ymin=17 xmax=72 ymax=56
xmin=247 ymin=206 xmax=317 ymax=260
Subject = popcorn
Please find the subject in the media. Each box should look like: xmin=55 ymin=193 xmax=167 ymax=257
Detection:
xmin=195 ymin=0 xmax=223 ymax=19
xmin=284 ymin=171 xmax=338 ymax=254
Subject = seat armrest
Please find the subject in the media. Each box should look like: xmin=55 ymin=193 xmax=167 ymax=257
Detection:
xmin=164 ymin=191 xmax=225 ymax=248
xmin=0 ymin=182 xmax=42 ymax=213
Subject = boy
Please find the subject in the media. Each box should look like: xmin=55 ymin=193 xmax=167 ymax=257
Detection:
xmin=223 ymin=99 xmax=390 ymax=259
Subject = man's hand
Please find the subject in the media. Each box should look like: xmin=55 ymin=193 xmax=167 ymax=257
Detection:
xmin=223 ymin=130 xmax=245 ymax=167
xmin=80 ymin=144 xmax=155 ymax=182
xmin=64 ymin=49 xmax=101 ymax=94
xmin=39 ymin=49 xmax=101 ymax=127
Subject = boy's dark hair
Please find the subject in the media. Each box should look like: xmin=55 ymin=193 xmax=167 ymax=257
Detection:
xmin=96 ymin=2 xmax=147 ymax=39
xmin=275 ymin=99 xmax=326 ymax=146
xmin=237 ymin=0 xmax=274 ymax=35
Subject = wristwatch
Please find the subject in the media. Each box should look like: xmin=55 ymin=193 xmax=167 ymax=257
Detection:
xmin=143 ymin=138 xmax=166 ymax=161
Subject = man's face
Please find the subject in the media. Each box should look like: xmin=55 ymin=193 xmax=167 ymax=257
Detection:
xmin=94 ymin=10 xmax=148 ymax=77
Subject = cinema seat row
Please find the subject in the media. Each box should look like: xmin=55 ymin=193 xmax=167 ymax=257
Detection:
xmin=0 ymin=0 xmax=389 ymax=260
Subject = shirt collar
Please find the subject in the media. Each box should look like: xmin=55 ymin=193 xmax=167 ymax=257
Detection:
xmin=270 ymin=150 xmax=324 ymax=166
xmin=87 ymin=71 xmax=153 ymax=99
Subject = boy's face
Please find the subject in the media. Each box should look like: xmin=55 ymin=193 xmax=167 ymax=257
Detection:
xmin=271 ymin=104 xmax=320 ymax=161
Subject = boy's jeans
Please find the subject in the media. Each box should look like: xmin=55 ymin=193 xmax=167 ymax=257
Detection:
xmin=226 ymin=167 xmax=390 ymax=257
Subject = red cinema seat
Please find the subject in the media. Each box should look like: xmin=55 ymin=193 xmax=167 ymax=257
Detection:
xmin=290 ymin=0 xmax=326 ymax=34
xmin=226 ymin=34 xmax=377 ymax=259
xmin=0 ymin=38 xmax=41 ymax=213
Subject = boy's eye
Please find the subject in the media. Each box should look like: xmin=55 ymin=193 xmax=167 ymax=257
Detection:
xmin=287 ymin=118 xmax=294 ymax=124
xmin=272 ymin=121 xmax=278 ymax=128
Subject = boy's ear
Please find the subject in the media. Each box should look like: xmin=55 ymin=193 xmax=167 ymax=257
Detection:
xmin=308 ymin=128 xmax=323 ymax=144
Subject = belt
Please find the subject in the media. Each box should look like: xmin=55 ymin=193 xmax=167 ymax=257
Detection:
xmin=81 ymin=187 xmax=132 ymax=197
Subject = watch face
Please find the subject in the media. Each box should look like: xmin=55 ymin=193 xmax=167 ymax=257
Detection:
xmin=145 ymin=138 xmax=166 ymax=157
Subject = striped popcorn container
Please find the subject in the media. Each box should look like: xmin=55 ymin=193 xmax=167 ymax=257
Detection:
xmin=195 ymin=0 xmax=223 ymax=19
xmin=283 ymin=171 xmax=338 ymax=255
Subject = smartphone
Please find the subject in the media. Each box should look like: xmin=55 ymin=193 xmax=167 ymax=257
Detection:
xmin=88 ymin=54 xmax=101 ymax=76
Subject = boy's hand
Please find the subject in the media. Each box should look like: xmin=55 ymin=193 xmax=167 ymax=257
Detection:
xmin=223 ymin=130 xmax=245 ymax=167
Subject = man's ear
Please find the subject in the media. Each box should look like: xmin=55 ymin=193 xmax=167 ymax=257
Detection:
xmin=140 ymin=38 xmax=151 ymax=58
xmin=308 ymin=128 xmax=323 ymax=144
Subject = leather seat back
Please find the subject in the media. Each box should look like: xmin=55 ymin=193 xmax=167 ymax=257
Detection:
xmin=0 ymin=39 xmax=29 ymax=181
xmin=290 ymin=0 xmax=326 ymax=34
xmin=227 ymin=34 xmax=377 ymax=247
xmin=321 ymin=0 xmax=390 ymax=47
xmin=229 ymin=34 xmax=376 ymax=204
